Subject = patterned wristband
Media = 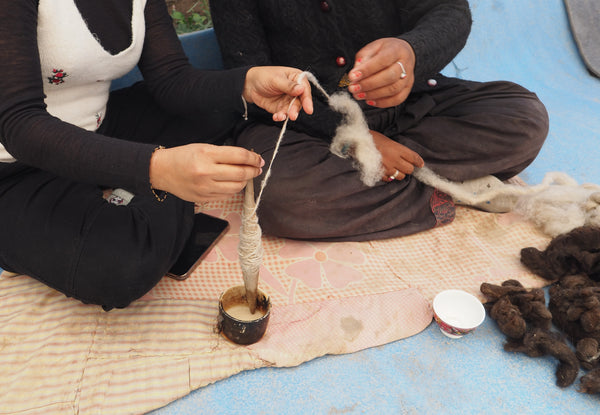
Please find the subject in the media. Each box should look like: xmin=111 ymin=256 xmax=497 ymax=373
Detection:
xmin=150 ymin=145 xmax=168 ymax=202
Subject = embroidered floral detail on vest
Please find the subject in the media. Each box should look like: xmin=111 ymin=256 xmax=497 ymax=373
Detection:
xmin=48 ymin=69 xmax=68 ymax=85
xmin=95 ymin=113 xmax=102 ymax=128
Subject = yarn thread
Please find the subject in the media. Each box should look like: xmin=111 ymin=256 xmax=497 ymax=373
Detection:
xmin=238 ymin=72 xmax=317 ymax=311
xmin=238 ymin=177 xmax=262 ymax=313
xmin=238 ymin=70 xmax=600 ymax=309
xmin=252 ymin=71 xmax=384 ymax=215
xmin=239 ymin=70 xmax=384 ymax=311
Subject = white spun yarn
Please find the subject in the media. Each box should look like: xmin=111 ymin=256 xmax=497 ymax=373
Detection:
xmin=238 ymin=70 xmax=384 ymax=310
xmin=238 ymin=178 xmax=262 ymax=313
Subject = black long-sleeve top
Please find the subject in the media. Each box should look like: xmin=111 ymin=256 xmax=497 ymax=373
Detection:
xmin=0 ymin=0 xmax=247 ymax=196
xmin=211 ymin=0 xmax=472 ymax=138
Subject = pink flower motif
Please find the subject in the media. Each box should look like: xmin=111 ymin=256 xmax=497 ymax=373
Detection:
xmin=194 ymin=208 xmax=367 ymax=301
xmin=279 ymin=240 xmax=366 ymax=289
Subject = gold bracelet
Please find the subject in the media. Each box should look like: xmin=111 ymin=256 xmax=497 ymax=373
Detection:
xmin=150 ymin=145 xmax=168 ymax=202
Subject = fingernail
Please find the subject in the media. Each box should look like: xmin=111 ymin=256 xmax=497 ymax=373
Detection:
xmin=366 ymin=100 xmax=376 ymax=106
xmin=348 ymin=84 xmax=361 ymax=93
xmin=357 ymin=92 xmax=366 ymax=99
xmin=349 ymin=71 xmax=362 ymax=81
xmin=260 ymin=158 xmax=265 ymax=167
xmin=357 ymin=58 xmax=363 ymax=63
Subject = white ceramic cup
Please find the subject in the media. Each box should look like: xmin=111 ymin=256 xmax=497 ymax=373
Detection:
xmin=433 ymin=289 xmax=486 ymax=339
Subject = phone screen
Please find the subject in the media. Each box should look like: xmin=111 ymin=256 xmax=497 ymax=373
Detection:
xmin=167 ymin=213 xmax=230 ymax=280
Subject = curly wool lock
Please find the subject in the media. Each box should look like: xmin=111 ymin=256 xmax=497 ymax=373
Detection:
xmin=480 ymin=279 xmax=578 ymax=388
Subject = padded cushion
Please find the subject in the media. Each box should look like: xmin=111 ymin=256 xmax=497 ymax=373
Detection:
xmin=564 ymin=0 xmax=600 ymax=77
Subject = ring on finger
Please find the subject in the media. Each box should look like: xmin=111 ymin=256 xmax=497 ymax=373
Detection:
xmin=396 ymin=61 xmax=407 ymax=79
xmin=386 ymin=170 xmax=400 ymax=182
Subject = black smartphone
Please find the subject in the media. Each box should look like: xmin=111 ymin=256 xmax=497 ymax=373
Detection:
xmin=166 ymin=212 xmax=230 ymax=280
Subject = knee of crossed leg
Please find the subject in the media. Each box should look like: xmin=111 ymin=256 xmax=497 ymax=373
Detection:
xmin=520 ymin=95 xmax=550 ymax=154
xmin=75 ymin=252 xmax=169 ymax=310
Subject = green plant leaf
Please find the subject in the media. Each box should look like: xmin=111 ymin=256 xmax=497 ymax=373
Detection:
xmin=171 ymin=11 xmax=185 ymax=20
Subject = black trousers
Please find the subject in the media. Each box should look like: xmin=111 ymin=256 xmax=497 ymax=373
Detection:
xmin=237 ymin=79 xmax=549 ymax=241
xmin=0 ymin=83 xmax=237 ymax=310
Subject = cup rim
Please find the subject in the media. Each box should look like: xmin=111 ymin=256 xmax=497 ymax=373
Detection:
xmin=218 ymin=285 xmax=271 ymax=323
xmin=432 ymin=289 xmax=486 ymax=330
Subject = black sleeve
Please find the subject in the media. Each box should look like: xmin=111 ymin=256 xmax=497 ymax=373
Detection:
xmin=210 ymin=0 xmax=342 ymax=139
xmin=0 ymin=0 xmax=251 ymax=195
xmin=0 ymin=0 xmax=161 ymax=195
xmin=140 ymin=0 xmax=249 ymax=118
xmin=397 ymin=0 xmax=472 ymax=85
xmin=211 ymin=0 xmax=472 ymax=138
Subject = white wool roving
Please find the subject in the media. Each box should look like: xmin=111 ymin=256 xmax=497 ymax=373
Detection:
xmin=414 ymin=166 xmax=527 ymax=213
xmin=328 ymin=92 xmax=384 ymax=186
xmin=415 ymin=166 xmax=600 ymax=237
xmin=514 ymin=181 xmax=600 ymax=237
xmin=301 ymin=72 xmax=383 ymax=187
xmin=254 ymin=71 xmax=600 ymax=239
xmin=413 ymin=168 xmax=582 ymax=214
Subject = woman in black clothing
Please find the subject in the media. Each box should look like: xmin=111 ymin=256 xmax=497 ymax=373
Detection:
xmin=0 ymin=0 xmax=313 ymax=310
xmin=211 ymin=0 xmax=549 ymax=241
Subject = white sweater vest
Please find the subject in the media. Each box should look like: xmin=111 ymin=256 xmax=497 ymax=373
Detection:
xmin=0 ymin=0 xmax=147 ymax=163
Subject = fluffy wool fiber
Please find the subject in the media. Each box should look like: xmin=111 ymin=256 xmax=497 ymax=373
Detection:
xmin=303 ymin=71 xmax=600 ymax=237
xmin=328 ymin=91 xmax=384 ymax=187
xmin=515 ymin=179 xmax=600 ymax=237
xmin=298 ymin=71 xmax=383 ymax=187
xmin=414 ymin=167 xmax=600 ymax=237
xmin=481 ymin=279 xmax=580 ymax=388
xmin=413 ymin=167 xmax=530 ymax=213
xmin=520 ymin=226 xmax=600 ymax=282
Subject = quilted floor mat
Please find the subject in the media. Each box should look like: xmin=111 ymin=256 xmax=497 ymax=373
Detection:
xmin=0 ymin=194 xmax=550 ymax=414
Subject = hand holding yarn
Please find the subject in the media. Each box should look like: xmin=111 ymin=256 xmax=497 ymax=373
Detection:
xmin=149 ymin=144 xmax=264 ymax=203
xmin=243 ymin=66 xmax=314 ymax=122
xmin=348 ymin=37 xmax=416 ymax=108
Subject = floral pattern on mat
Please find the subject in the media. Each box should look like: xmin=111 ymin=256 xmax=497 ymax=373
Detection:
xmin=0 ymin=192 xmax=552 ymax=415
xmin=151 ymin=193 xmax=550 ymax=305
